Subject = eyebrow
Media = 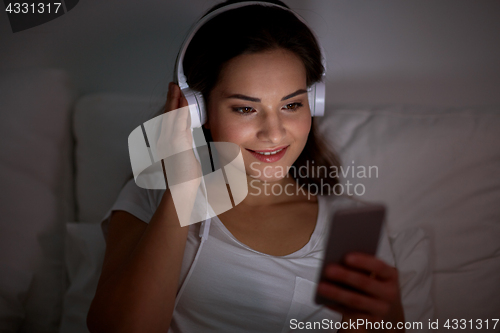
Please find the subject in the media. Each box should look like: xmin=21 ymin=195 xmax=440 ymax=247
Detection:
xmin=225 ymin=89 xmax=308 ymax=102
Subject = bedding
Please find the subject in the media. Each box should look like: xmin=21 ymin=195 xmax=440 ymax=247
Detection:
xmin=0 ymin=68 xmax=74 ymax=332
xmin=67 ymin=96 xmax=500 ymax=332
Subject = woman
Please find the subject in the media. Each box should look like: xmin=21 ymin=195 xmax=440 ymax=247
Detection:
xmin=87 ymin=1 xmax=407 ymax=332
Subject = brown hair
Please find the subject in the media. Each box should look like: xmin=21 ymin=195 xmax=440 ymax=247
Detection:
xmin=182 ymin=0 xmax=341 ymax=194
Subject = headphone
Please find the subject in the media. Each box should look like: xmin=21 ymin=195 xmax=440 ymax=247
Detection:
xmin=173 ymin=0 xmax=327 ymax=129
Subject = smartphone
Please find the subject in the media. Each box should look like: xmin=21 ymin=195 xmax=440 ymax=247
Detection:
xmin=315 ymin=203 xmax=386 ymax=307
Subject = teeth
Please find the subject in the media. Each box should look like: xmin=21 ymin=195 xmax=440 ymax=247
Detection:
xmin=256 ymin=148 xmax=284 ymax=155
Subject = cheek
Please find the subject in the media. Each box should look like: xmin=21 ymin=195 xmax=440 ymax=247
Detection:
xmin=208 ymin=113 xmax=254 ymax=145
xmin=214 ymin=126 xmax=248 ymax=144
xmin=294 ymin=115 xmax=312 ymax=145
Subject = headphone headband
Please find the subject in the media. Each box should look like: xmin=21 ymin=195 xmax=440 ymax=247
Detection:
xmin=175 ymin=1 xmax=326 ymax=87
xmin=174 ymin=1 xmax=327 ymax=128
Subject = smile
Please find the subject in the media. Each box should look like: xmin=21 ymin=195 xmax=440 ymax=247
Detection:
xmin=255 ymin=148 xmax=284 ymax=155
xmin=245 ymin=146 xmax=289 ymax=163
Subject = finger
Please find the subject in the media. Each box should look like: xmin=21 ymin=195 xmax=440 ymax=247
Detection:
xmin=344 ymin=253 xmax=398 ymax=281
xmin=172 ymin=83 xmax=190 ymax=110
xmin=321 ymin=300 xmax=369 ymax=319
xmin=159 ymin=83 xmax=189 ymax=151
xmin=341 ymin=313 xmax=380 ymax=326
xmin=165 ymin=81 xmax=181 ymax=113
xmin=161 ymin=82 xmax=178 ymax=136
xmin=322 ymin=264 xmax=397 ymax=302
xmin=169 ymin=84 xmax=190 ymax=129
xmin=323 ymin=302 xmax=353 ymax=316
xmin=179 ymin=87 xmax=189 ymax=108
xmin=164 ymin=82 xmax=173 ymax=113
xmin=317 ymin=281 xmax=390 ymax=318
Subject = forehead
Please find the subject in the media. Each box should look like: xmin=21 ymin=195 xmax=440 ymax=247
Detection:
xmin=213 ymin=48 xmax=307 ymax=97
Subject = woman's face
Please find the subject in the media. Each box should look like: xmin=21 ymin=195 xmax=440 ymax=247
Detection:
xmin=205 ymin=48 xmax=311 ymax=183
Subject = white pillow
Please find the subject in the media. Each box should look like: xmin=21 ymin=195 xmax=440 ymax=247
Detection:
xmin=73 ymin=94 xmax=164 ymax=223
xmin=0 ymin=69 xmax=74 ymax=331
xmin=60 ymin=222 xmax=105 ymax=333
xmin=69 ymin=95 xmax=164 ymax=331
xmin=317 ymin=105 xmax=500 ymax=321
xmin=389 ymin=227 xmax=434 ymax=331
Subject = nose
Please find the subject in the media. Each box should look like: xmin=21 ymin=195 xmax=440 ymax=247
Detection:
xmin=256 ymin=111 xmax=286 ymax=144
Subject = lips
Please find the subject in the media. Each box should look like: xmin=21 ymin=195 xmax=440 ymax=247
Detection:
xmin=249 ymin=145 xmax=288 ymax=153
xmin=245 ymin=145 xmax=289 ymax=163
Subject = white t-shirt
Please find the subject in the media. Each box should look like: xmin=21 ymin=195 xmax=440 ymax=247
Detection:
xmin=101 ymin=179 xmax=433 ymax=333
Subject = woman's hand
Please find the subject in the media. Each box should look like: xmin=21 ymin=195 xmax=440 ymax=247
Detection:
xmin=166 ymin=81 xmax=189 ymax=111
xmin=158 ymin=82 xmax=203 ymax=226
xmin=158 ymin=82 xmax=192 ymax=158
xmin=317 ymin=253 xmax=405 ymax=332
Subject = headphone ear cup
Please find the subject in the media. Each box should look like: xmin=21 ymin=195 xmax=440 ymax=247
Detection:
xmin=313 ymin=80 xmax=326 ymax=117
xmin=181 ymin=87 xmax=207 ymax=128
xmin=307 ymin=85 xmax=316 ymax=116
xmin=194 ymin=91 xmax=207 ymax=126
xmin=308 ymin=81 xmax=326 ymax=117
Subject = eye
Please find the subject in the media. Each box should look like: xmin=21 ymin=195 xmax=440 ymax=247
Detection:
xmin=283 ymin=102 xmax=303 ymax=111
xmin=232 ymin=106 xmax=255 ymax=114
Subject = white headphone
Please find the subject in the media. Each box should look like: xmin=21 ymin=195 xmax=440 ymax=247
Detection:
xmin=173 ymin=1 xmax=327 ymax=129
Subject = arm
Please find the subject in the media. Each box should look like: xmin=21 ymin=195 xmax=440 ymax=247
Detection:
xmin=86 ymin=191 xmax=189 ymax=333
xmin=87 ymin=82 xmax=195 ymax=332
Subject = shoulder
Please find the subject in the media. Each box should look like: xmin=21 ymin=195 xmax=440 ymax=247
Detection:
xmin=112 ymin=178 xmax=165 ymax=218
xmin=101 ymin=178 xmax=166 ymax=239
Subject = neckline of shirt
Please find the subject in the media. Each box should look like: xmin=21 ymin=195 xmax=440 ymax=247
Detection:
xmin=211 ymin=194 xmax=328 ymax=259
